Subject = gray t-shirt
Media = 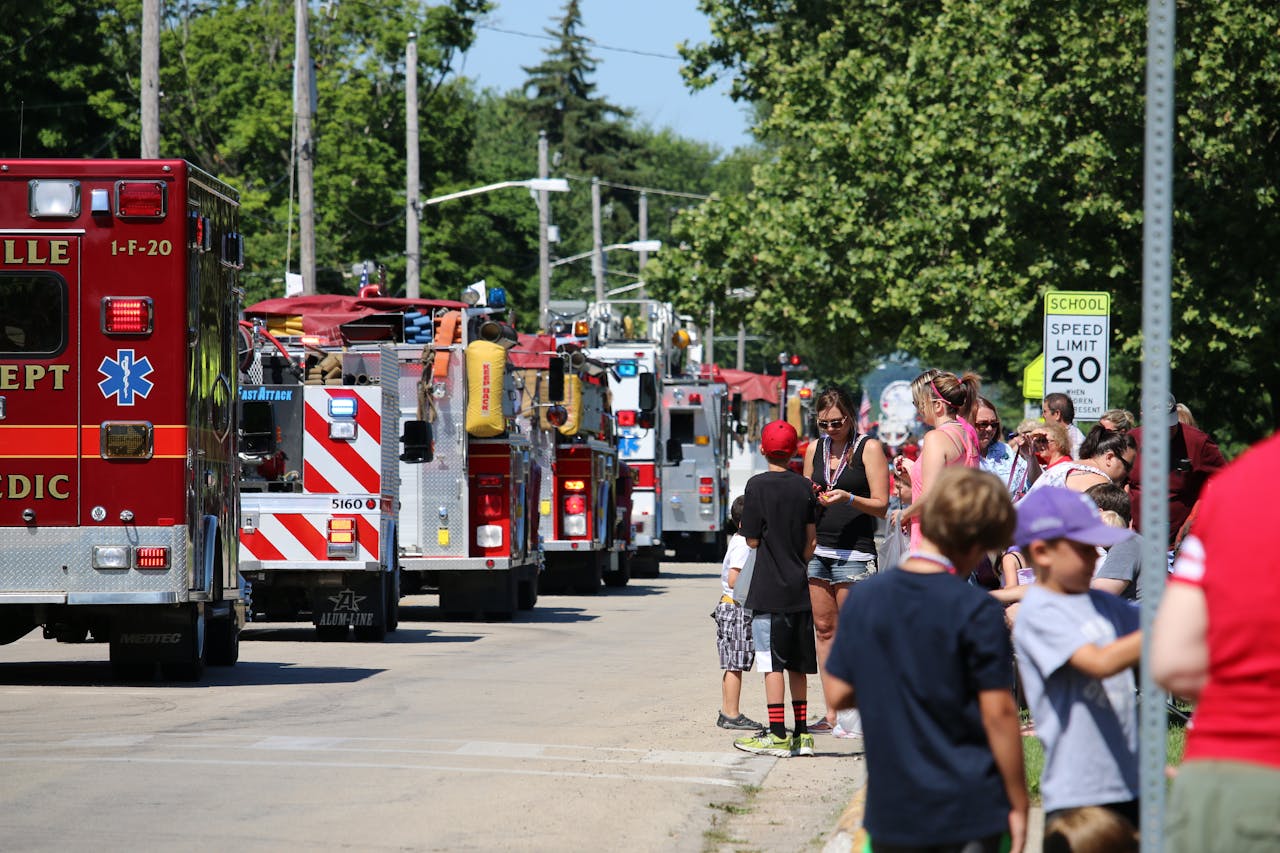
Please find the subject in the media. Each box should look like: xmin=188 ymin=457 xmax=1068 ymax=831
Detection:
xmin=1095 ymin=534 xmax=1144 ymax=601
xmin=1013 ymin=585 xmax=1140 ymax=812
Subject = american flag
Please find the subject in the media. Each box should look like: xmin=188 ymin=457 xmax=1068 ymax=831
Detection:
xmin=858 ymin=390 xmax=872 ymax=434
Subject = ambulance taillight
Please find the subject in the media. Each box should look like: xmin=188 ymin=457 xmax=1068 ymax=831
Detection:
xmin=563 ymin=494 xmax=587 ymax=537
xmin=102 ymin=297 xmax=154 ymax=335
xmin=327 ymin=517 xmax=357 ymax=558
xmin=475 ymin=475 xmax=505 ymax=549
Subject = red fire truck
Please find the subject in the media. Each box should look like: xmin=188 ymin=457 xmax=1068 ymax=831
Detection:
xmin=241 ymin=290 xmax=540 ymax=620
xmin=511 ymin=334 xmax=632 ymax=593
xmin=0 ymin=159 xmax=245 ymax=679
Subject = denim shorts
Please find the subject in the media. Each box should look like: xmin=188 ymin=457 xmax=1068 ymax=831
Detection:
xmin=807 ymin=554 xmax=876 ymax=585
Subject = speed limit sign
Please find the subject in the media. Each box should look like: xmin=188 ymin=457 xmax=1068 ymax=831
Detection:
xmin=1042 ymin=291 xmax=1110 ymax=419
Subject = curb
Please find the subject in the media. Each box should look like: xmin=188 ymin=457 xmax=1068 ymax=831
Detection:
xmin=822 ymin=781 xmax=867 ymax=853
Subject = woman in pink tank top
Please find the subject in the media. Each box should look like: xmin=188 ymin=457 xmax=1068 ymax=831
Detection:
xmin=897 ymin=369 xmax=982 ymax=550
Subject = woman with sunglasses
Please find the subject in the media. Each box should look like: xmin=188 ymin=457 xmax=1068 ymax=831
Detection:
xmin=1026 ymin=424 xmax=1136 ymax=494
xmin=802 ymin=388 xmax=889 ymax=735
xmin=975 ymin=397 xmax=1035 ymax=501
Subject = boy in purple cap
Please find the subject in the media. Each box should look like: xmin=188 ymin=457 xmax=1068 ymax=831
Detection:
xmin=1012 ymin=486 xmax=1142 ymax=828
xmin=733 ymin=420 xmax=818 ymax=757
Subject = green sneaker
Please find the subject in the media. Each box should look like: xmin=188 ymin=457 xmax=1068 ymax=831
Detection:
xmin=793 ymin=732 xmax=815 ymax=757
xmin=733 ymin=730 xmax=793 ymax=757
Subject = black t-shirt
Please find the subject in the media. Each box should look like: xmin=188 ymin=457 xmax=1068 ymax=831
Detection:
xmin=825 ymin=570 xmax=1014 ymax=846
xmin=738 ymin=469 xmax=816 ymax=613
xmin=812 ymin=435 xmax=875 ymax=553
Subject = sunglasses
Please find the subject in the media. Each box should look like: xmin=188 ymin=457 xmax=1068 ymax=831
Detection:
xmin=815 ymin=417 xmax=847 ymax=430
xmin=973 ymin=420 xmax=1000 ymax=430
xmin=1117 ymin=454 xmax=1134 ymax=474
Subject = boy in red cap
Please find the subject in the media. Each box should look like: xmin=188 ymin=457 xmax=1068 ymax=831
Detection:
xmin=733 ymin=420 xmax=819 ymax=757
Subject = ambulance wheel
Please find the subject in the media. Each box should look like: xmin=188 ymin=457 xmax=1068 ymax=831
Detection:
xmin=385 ymin=571 xmax=400 ymax=632
xmin=206 ymin=616 xmax=239 ymax=666
xmin=602 ymin=554 xmax=631 ymax=588
xmin=517 ymin=576 xmax=538 ymax=610
xmin=160 ymin=608 xmax=206 ymax=682
xmin=572 ymin=556 xmax=603 ymax=596
xmin=537 ymin=569 xmax=568 ymax=595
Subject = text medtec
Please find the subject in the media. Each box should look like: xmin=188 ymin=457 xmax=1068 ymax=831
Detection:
xmin=240 ymin=387 xmax=294 ymax=401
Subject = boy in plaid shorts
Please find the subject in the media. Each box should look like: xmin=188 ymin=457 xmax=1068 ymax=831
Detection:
xmin=714 ymin=496 xmax=760 ymax=730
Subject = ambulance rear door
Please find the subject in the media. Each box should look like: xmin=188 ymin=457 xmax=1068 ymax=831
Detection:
xmin=0 ymin=233 xmax=80 ymax=527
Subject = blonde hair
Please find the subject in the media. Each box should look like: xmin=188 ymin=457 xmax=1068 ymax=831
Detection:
xmin=1035 ymin=419 xmax=1070 ymax=452
xmin=911 ymin=369 xmax=982 ymax=423
xmin=919 ymin=468 xmax=1016 ymax=561
xmin=1043 ymin=806 xmax=1138 ymax=853
xmin=1175 ymin=402 xmax=1197 ymax=428
xmin=1015 ymin=418 xmax=1039 ymax=436
xmin=1099 ymin=408 xmax=1136 ymax=432
xmin=1098 ymin=510 xmax=1126 ymax=529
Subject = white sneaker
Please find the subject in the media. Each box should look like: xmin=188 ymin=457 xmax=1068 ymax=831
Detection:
xmin=833 ymin=709 xmax=863 ymax=738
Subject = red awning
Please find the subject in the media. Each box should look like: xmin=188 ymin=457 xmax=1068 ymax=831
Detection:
xmin=509 ymin=333 xmax=559 ymax=369
xmin=714 ymin=367 xmax=784 ymax=405
xmin=244 ymin=295 xmax=468 ymax=344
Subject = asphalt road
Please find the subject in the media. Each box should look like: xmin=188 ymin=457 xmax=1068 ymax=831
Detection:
xmin=0 ymin=562 xmax=867 ymax=852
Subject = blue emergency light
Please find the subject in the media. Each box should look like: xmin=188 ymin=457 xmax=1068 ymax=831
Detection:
xmin=328 ymin=397 xmax=358 ymax=418
xmin=616 ymin=361 xmax=638 ymax=378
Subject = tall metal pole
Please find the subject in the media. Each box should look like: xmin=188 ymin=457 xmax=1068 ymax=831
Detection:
xmin=140 ymin=0 xmax=161 ymax=158
xmin=1139 ymin=1 xmax=1176 ymax=850
xmin=537 ymin=131 xmax=551 ymax=331
xmin=637 ymin=191 xmax=649 ymax=299
xmin=295 ymin=0 xmax=316 ymax=295
xmin=404 ymin=32 xmax=420 ymax=299
xmin=706 ymin=303 xmax=715 ymax=367
xmin=591 ymin=177 xmax=605 ymax=303
xmin=736 ymin=322 xmax=746 ymax=371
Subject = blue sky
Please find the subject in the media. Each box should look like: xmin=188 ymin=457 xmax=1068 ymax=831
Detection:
xmin=458 ymin=1 xmax=754 ymax=152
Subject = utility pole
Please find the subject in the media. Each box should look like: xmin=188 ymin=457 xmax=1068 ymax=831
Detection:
xmin=706 ymin=303 xmax=715 ymax=367
xmin=404 ymin=32 xmax=420 ymax=299
xmin=140 ymin=0 xmax=161 ymax=157
xmin=637 ymin=191 xmax=649 ymax=299
xmin=591 ymin=177 xmax=605 ymax=303
xmin=295 ymin=0 xmax=316 ymax=295
xmin=736 ymin=322 xmax=746 ymax=371
xmin=537 ymin=131 xmax=551 ymax=331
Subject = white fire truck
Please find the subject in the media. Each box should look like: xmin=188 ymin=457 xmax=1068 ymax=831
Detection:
xmin=660 ymin=371 xmax=731 ymax=561
xmin=241 ymin=291 xmax=539 ymax=621
xmin=0 ymin=159 xmax=245 ymax=680
xmin=511 ymin=334 xmax=632 ymax=593
xmin=578 ymin=299 xmax=686 ymax=577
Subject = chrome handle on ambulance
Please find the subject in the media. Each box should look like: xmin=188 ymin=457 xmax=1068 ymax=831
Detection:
xmin=457 ymin=479 xmax=463 ymax=500
xmin=0 ymin=396 xmax=5 ymax=420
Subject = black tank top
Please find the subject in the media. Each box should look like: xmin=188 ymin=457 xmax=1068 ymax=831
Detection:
xmin=813 ymin=435 xmax=875 ymax=553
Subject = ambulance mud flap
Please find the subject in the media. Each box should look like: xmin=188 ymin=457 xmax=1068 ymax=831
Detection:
xmin=109 ymin=604 xmax=206 ymax=682
xmin=311 ymin=574 xmax=388 ymax=642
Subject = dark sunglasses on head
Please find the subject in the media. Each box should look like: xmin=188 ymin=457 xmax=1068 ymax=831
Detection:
xmin=816 ymin=417 xmax=847 ymax=429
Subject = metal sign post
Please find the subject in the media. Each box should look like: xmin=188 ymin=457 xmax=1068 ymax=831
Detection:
xmin=1042 ymin=291 xmax=1111 ymax=420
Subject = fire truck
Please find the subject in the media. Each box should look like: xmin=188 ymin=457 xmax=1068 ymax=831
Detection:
xmin=511 ymin=334 xmax=632 ymax=593
xmin=0 ymin=159 xmax=245 ymax=680
xmin=241 ymin=289 xmax=539 ymax=621
xmin=577 ymin=299 xmax=685 ymax=577
xmin=660 ymin=371 xmax=731 ymax=561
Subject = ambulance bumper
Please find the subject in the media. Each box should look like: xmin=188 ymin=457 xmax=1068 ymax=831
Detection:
xmin=240 ymin=560 xmax=382 ymax=572
xmin=0 ymin=526 xmax=191 ymax=601
xmin=541 ymin=539 xmax=603 ymax=552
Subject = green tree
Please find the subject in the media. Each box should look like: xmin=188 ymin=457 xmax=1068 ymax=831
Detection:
xmin=653 ymin=0 xmax=1280 ymax=449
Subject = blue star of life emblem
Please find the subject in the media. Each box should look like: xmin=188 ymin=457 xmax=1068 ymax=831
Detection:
xmin=97 ymin=349 xmax=155 ymax=406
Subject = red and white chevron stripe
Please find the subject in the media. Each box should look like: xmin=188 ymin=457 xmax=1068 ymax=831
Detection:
xmin=240 ymin=512 xmax=380 ymax=564
xmin=302 ymin=387 xmax=383 ymax=494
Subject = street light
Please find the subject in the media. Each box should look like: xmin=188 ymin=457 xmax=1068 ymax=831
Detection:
xmin=422 ymin=178 xmax=569 ymax=207
xmin=550 ymin=240 xmax=662 ymax=269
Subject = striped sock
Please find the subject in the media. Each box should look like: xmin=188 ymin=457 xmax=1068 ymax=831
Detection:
xmin=792 ymin=700 xmax=808 ymax=735
xmin=768 ymin=703 xmax=786 ymax=739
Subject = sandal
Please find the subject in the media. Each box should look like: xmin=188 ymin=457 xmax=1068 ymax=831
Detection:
xmin=808 ymin=718 xmax=835 ymax=734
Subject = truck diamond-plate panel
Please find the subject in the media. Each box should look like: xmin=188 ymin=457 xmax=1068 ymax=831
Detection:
xmin=398 ymin=347 xmax=467 ymax=556
xmin=0 ymin=526 xmax=190 ymax=595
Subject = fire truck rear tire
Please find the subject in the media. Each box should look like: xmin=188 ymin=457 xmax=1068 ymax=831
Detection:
xmin=159 ymin=608 xmax=206 ymax=682
xmin=572 ymin=557 xmax=603 ymax=596
xmin=602 ymin=554 xmax=631 ymax=588
xmin=385 ymin=571 xmax=400 ymax=632
xmin=517 ymin=577 xmax=538 ymax=610
xmin=206 ymin=616 xmax=239 ymax=666
xmin=354 ymin=574 xmax=389 ymax=642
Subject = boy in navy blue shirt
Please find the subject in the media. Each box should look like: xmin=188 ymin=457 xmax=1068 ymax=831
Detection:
xmin=825 ymin=467 xmax=1028 ymax=852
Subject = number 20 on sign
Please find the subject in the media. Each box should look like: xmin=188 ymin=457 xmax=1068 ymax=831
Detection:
xmin=1042 ymin=291 xmax=1110 ymax=420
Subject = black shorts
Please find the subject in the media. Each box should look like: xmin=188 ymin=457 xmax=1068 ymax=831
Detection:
xmin=751 ymin=610 xmax=818 ymax=674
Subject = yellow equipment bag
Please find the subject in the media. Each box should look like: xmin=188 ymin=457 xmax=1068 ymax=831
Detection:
xmin=465 ymin=340 xmax=507 ymax=437
xmin=558 ymin=375 xmax=583 ymax=436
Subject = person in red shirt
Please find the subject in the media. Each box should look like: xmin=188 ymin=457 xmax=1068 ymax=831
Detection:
xmin=1128 ymin=394 xmax=1225 ymax=549
xmin=1152 ymin=432 xmax=1280 ymax=853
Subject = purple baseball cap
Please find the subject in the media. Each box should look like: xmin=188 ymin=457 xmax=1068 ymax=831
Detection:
xmin=1015 ymin=486 xmax=1134 ymax=549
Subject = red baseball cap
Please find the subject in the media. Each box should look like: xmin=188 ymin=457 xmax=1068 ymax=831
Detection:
xmin=761 ymin=420 xmax=799 ymax=457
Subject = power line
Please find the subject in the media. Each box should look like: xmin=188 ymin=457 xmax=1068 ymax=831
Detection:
xmin=477 ymin=24 xmax=682 ymax=62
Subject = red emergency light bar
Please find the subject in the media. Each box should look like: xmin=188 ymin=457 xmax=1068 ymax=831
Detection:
xmin=102 ymin=297 xmax=154 ymax=335
xmin=116 ymin=181 xmax=166 ymax=218
xmin=135 ymin=546 xmax=170 ymax=569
